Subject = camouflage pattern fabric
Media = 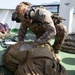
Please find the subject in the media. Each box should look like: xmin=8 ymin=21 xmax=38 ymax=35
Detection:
xmin=17 ymin=6 xmax=56 ymax=43
xmin=52 ymin=23 xmax=67 ymax=53
xmin=51 ymin=14 xmax=67 ymax=54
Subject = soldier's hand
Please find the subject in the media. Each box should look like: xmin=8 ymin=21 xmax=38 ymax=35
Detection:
xmin=35 ymin=39 xmax=43 ymax=43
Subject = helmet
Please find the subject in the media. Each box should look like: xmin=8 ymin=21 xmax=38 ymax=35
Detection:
xmin=15 ymin=2 xmax=32 ymax=21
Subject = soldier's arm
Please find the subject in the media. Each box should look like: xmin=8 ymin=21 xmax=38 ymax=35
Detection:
xmin=18 ymin=21 xmax=28 ymax=41
xmin=52 ymin=24 xmax=67 ymax=54
xmin=35 ymin=9 xmax=56 ymax=43
xmin=36 ymin=21 xmax=56 ymax=43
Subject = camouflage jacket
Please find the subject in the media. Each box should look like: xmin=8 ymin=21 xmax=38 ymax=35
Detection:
xmin=53 ymin=23 xmax=67 ymax=53
xmin=18 ymin=7 xmax=56 ymax=43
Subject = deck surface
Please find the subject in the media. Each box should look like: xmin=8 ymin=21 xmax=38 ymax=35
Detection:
xmin=0 ymin=31 xmax=75 ymax=75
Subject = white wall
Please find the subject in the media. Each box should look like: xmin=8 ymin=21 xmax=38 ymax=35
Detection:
xmin=60 ymin=0 xmax=75 ymax=33
xmin=0 ymin=9 xmax=20 ymax=29
xmin=72 ymin=14 xmax=75 ymax=33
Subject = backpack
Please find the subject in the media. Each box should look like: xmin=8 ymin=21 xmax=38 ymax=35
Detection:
xmin=2 ymin=41 xmax=68 ymax=75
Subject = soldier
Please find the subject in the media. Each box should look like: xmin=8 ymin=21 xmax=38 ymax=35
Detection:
xmin=0 ymin=23 xmax=9 ymax=34
xmin=51 ymin=14 xmax=67 ymax=61
xmin=5 ymin=2 xmax=68 ymax=75
xmin=12 ymin=2 xmax=59 ymax=60
xmin=12 ymin=2 xmax=56 ymax=44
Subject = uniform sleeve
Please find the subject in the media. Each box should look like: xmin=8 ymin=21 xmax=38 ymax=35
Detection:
xmin=38 ymin=22 xmax=56 ymax=43
xmin=52 ymin=24 xmax=67 ymax=54
xmin=35 ymin=11 xmax=56 ymax=43
xmin=18 ymin=21 xmax=28 ymax=41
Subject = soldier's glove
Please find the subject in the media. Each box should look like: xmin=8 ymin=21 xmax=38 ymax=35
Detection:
xmin=34 ymin=39 xmax=44 ymax=47
xmin=35 ymin=39 xmax=43 ymax=43
xmin=11 ymin=12 xmax=21 ymax=23
xmin=35 ymin=38 xmax=48 ymax=45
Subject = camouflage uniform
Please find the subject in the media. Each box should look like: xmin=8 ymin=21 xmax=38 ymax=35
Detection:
xmin=18 ymin=7 xmax=56 ymax=44
xmin=52 ymin=15 xmax=67 ymax=54
xmin=12 ymin=2 xmax=67 ymax=55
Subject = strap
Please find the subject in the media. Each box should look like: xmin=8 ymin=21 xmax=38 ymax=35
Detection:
xmin=24 ymin=6 xmax=35 ymax=19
